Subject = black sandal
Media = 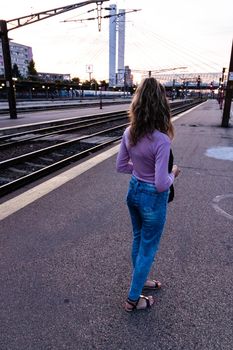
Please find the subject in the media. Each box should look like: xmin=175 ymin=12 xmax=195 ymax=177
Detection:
xmin=124 ymin=295 xmax=154 ymax=312
xmin=143 ymin=279 xmax=161 ymax=291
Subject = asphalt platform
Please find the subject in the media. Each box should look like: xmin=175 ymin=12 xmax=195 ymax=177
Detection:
xmin=0 ymin=99 xmax=233 ymax=350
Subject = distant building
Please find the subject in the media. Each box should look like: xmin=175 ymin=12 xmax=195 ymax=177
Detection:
xmin=124 ymin=66 xmax=133 ymax=87
xmin=0 ymin=40 xmax=33 ymax=77
xmin=0 ymin=40 xmax=70 ymax=81
xmin=116 ymin=65 xmax=133 ymax=88
xmin=37 ymin=72 xmax=71 ymax=82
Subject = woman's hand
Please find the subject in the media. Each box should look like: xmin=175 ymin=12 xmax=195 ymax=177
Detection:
xmin=172 ymin=165 xmax=181 ymax=178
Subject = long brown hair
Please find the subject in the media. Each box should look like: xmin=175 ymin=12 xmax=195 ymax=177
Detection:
xmin=129 ymin=77 xmax=174 ymax=145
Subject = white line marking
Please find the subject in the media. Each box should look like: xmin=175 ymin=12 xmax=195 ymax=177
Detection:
xmin=0 ymin=145 xmax=120 ymax=221
xmin=212 ymin=194 xmax=233 ymax=221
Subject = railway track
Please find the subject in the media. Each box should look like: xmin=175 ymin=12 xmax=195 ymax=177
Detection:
xmin=0 ymin=111 xmax=128 ymax=150
xmin=0 ymin=98 xmax=204 ymax=197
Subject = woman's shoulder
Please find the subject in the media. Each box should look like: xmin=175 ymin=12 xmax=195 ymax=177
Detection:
xmin=123 ymin=126 xmax=131 ymax=138
xmin=152 ymin=130 xmax=171 ymax=144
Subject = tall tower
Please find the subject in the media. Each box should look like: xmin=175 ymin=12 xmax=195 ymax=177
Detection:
xmin=117 ymin=9 xmax=126 ymax=87
xmin=109 ymin=4 xmax=117 ymax=87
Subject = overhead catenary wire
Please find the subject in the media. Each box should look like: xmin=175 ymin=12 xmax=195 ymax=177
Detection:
xmin=126 ymin=30 xmax=192 ymax=72
xmin=124 ymin=28 xmax=188 ymax=73
xmin=134 ymin=23 xmax=221 ymax=71
xmin=146 ymin=28 xmax=220 ymax=71
xmin=126 ymin=23 xmax=221 ymax=72
xmin=61 ymin=9 xmax=141 ymax=23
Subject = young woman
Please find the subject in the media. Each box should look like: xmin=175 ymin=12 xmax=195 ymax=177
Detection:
xmin=116 ymin=77 xmax=180 ymax=312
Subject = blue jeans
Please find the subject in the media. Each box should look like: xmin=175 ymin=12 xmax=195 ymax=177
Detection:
xmin=126 ymin=176 xmax=168 ymax=301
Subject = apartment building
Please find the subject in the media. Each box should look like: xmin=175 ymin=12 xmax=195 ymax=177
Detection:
xmin=0 ymin=40 xmax=70 ymax=81
xmin=0 ymin=40 xmax=33 ymax=77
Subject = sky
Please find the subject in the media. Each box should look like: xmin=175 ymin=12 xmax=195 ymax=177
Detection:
xmin=1 ymin=0 xmax=233 ymax=82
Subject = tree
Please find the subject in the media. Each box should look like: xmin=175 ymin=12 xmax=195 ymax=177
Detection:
xmin=12 ymin=63 xmax=21 ymax=79
xmin=82 ymin=80 xmax=91 ymax=90
xmin=90 ymin=78 xmax=98 ymax=90
xmin=99 ymin=80 xmax=108 ymax=90
xmin=72 ymin=77 xmax=80 ymax=84
xmin=27 ymin=59 xmax=38 ymax=79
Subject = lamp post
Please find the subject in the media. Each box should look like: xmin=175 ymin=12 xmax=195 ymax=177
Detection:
xmin=70 ymin=87 xmax=73 ymax=99
xmin=79 ymin=83 xmax=82 ymax=101
xmin=12 ymin=77 xmax=17 ymax=98
xmin=42 ymin=85 xmax=46 ymax=99
xmin=0 ymin=20 xmax=17 ymax=118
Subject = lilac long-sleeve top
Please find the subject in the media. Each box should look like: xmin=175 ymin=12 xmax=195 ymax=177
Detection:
xmin=116 ymin=126 xmax=174 ymax=192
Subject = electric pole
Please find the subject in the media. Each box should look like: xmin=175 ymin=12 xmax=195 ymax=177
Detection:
xmin=0 ymin=0 xmax=109 ymax=119
xmin=221 ymin=40 xmax=233 ymax=127
xmin=0 ymin=20 xmax=17 ymax=118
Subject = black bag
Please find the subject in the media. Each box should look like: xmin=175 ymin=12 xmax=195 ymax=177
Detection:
xmin=168 ymin=149 xmax=174 ymax=203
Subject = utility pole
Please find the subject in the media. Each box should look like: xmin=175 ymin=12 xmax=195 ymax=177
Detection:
xmin=0 ymin=20 xmax=17 ymax=118
xmin=0 ymin=0 xmax=109 ymax=119
xmin=221 ymin=40 xmax=233 ymax=127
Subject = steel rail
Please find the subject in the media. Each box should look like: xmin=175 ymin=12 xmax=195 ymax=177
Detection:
xmin=0 ymin=111 xmax=127 ymax=140
xmin=0 ymin=123 xmax=128 ymax=169
xmin=0 ymin=112 xmax=128 ymax=148
xmin=0 ymin=124 xmax=126 ymax=196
